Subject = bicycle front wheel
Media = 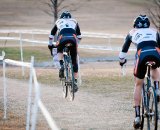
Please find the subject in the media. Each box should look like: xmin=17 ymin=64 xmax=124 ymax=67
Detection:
xmin=148 ymin=86 xmax=158 ymax=130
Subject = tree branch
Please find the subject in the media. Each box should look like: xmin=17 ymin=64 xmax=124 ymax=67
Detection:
xmin=148 ymin=0 xmax=160 ymax=31
xmin=57 ymin=0 xmax=65 ymax=7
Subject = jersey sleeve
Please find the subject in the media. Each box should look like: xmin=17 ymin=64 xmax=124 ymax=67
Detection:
xmin=121 ymin=34 xmax=132 ymax=53
xmin=76 ymin=23 xmax=81 ymax=35
xmin=51 ymin=25 xmax=58 ymax=35
xmin=119 ymin=33 xmax=132 ymax=60
xmin=156 ymin=32 xmax=160 ymax=48
xmin=76 ymin=23 xmax=82 ymax=39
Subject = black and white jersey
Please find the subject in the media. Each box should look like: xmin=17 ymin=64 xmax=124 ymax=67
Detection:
xmin=56 ymin=18 xmax=77 ymax=31
xmin=50 ymin=18 xmax=81 ymax=37
xmin=119 ymin=28 xmax=160 ymax=59
xmin=130 ymin=28 xmax=157 ymax=45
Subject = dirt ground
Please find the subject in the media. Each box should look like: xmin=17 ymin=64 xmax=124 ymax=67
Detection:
xmin=0 ymin=62 xmax=135 ymax=130
xmin=0 ymin=62 xmax=160 ymax=130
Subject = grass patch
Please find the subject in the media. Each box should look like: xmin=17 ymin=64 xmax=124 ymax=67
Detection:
xmin=82 ymin=74 xmax=134 ymax=94
xmin=0 ymin=46 xmax=51 ymax=62
xmin=0 ymin=67 xmax=60 ymax=85
xmin=0 ymin=47 xmax=21 ymax=60
xmin=0 ymin=65 xmax=135 ymax=95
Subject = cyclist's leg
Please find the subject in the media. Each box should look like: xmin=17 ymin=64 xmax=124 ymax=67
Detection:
xmin=133 ymin=78 xmax=144 ymax=129
xmin=152 ymin=68 xmax=160 ymax=89
xmin=70 ymin=43 xmax=79 ymax=92
xmin=152 ymin=68 xmax=160 ymax=100
xmin=57 ymin=41 xmax=65 ymax=78
xmin=152 ymin=68 xmax=160 ymax=81
xmin=58 ymin=53 xmax=64 ymax=78
xmin=133 ymin=52 xmax=147 ymax=128
xmin=70 ymin=45 xmax=78 ymax=75
xmin=134 ymin=53 xmax=146 ymax=106
xmin=133 ymin=77 xmax=145 ymax=129
xmin=150 ymin=52 xmax=160 ymax=97
xmin=134 ymin=78 xmax=144 ymax=106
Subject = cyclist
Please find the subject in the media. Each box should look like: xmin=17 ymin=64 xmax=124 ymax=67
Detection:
xmin=119 ymin=15 xmax=160 ymax=129
xmin=48 ymin=11 xmax=82 ymax=92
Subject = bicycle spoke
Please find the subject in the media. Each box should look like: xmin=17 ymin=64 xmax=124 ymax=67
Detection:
xmin=67 ymin=58 xmax=75 ymax=101
xmin=141 ymin=85 xmax=145 ymax=130
xmin=148 ymin=87 xmax=158 ymax=130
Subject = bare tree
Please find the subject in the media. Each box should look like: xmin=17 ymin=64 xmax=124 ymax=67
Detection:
xmin=148 ymin=0 xmax=160 ymax=31
xmin=43 ymin=0 xmax=86 ymax=22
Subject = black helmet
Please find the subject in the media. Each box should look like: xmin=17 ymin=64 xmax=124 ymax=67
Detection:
xmin=60 ymin=11 xmax=72 ymax=19
xmin=133 ymin=15 xmax=150 ymax=28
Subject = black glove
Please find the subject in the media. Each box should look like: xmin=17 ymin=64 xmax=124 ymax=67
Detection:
xmin=48 ymin=44 xmax=53 ymax=50
xmin=48 ymin=45 xmax=53 ymax=56
xmin=119 ymin=59 xmax=127 ymax=66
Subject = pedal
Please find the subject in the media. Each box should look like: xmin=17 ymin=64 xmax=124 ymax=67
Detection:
xmin=143 ymin=112 xmax=147 ymax=118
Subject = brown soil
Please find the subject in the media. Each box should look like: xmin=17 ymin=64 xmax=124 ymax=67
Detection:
xmin=0 ymin=62 xmax=135 ymax=130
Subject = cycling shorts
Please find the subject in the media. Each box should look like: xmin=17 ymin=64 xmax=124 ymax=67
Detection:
xmin=134 ymin=46 xmax=160 ymax=79
xmin=57 ymin=28 xmax=78 ymax=72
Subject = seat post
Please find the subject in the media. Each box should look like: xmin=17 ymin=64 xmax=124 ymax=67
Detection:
xmin=147 ymin=65 xmax=150 ymax=78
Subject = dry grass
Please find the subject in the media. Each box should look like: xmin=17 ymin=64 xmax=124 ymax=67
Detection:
xmin=0 ymin=61 xmax=135 ymax=93
xmin=0 ymin=113 xmax=25 ymax=130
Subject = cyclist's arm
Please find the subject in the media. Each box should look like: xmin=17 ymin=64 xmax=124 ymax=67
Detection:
xmin=76 ymin=23 xmax=82 ymax=40
xmin=156 ymin=32 xmax=160 ymax=48
xmin=119 ymin=34 xmax=132 ymax=60
xmin=48 ymin=25 xmax=58 ymax=56
xmin=48 ymin=25 xmax=58 ymax=46
xmin=51 ymin=25 xmax=58 ymax=36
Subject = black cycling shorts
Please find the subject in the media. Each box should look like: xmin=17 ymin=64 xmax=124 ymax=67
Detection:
xmin=134 ymin=46 xmax=160 ymax=79
xmin=57 ymin=28 xmax=78 ymax=72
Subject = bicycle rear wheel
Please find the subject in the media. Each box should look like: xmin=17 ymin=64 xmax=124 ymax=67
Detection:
xmin=141 ymin=85 xmax=145 ymax=130
xmin=67 ymin=57 xmax=75 ymax=101
xmin=148 ymin=86 xmax=158 ymax=130
xmin=62 ymin=78 xmax=68 ymax=98
xmin=63 ymin=55 xmax=75 ymax=101
xmin=63 ymin=55 xmax=69 ymax=99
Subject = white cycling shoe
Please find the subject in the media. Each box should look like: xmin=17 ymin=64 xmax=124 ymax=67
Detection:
xmin=133 ymin=117 xmax=141 ymax=129
xmin=156 ymin=89 xmax=160 ymax=96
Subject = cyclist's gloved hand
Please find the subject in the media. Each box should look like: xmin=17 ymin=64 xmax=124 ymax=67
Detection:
xmin=119 ymin=59 xmax=127 ymax=66
xmin=77 ymin=35 xmax=82 ymax=44
xmin=48 ymin=44 xmax=54 ymax=56
xmin=48 ymin=44 xmax=53 ymax=50
xmin=48 ymin=44 xmax=57 ymax=49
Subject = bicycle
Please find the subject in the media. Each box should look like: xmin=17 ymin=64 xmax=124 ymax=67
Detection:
xmin=60 ymin=43 xmax=75 ymax=101
xmin=140 ymin=61 xmax=158 ymax=130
